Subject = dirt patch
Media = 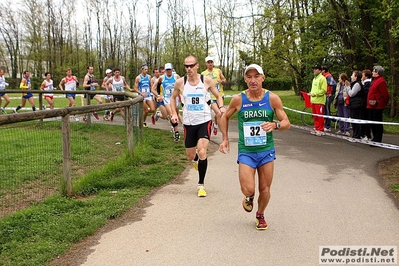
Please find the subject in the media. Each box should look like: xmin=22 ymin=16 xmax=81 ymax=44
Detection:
xmin=47 ymin=141 xmax=219 ymax=266
xmin=379 ymin=156 xmax=399 ymax=202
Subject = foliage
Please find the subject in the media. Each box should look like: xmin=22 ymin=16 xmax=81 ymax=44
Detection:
xmin=0 ymin=0 xmax=399 ymax=116
xmin=236 ymin=77 xmax=292 ymax=91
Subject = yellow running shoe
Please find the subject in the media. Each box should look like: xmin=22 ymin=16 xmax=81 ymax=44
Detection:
xmin=197 ymin=184 xmax=207 ymax=197
xmin=242 ymin=196 xmax=254 ymax=212
xmin=193 ymin=160 xmax=198 ymax=171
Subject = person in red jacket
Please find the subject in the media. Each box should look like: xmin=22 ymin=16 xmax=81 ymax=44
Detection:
xmin=367 ymin=66 xmax=390 ymax=143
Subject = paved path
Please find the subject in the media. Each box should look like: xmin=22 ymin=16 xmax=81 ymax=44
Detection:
xmin=61 ymin=117 xmax=399 ymax=265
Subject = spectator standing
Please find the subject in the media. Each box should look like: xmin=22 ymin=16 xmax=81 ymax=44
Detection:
xmin=346 ymin=70 xmax=364 ymax=139
xmin=361 ymin=69 xmax=372 ymax=140
xmin=309 ymin=65 xmax=327 ymax=136
xmin=333 ymin=73 xmax=351 ymax=136
xmin=367 ymin=66 xmax=390 ymax=143
xmin=321 ymin=66 xmax=336 ymax=132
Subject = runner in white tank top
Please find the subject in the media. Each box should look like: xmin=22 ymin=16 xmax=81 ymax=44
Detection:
xmin=170 ymin=55 xmax=225 ymax=197
xmin=40 ymin=72 xmax=55 ymax=109
xmin=105 ymin=68 xmax=133 ymax=121
xmin=58 ymin=68 xmax=80 ymax=121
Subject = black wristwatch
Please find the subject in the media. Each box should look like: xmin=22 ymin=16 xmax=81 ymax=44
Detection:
xmin=275 ymin=121 xmax=281 ymax=130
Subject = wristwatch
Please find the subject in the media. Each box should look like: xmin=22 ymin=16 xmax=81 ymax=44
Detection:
xmin=275 ymin=121 xmax=281 ymax=130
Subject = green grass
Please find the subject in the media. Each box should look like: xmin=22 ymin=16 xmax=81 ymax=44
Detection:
xmin=0 ymin=126 xmax=187 ymax=265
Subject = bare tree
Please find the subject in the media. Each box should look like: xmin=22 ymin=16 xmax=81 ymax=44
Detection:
xmin=0 ymin=2 xmax=20 ymax=78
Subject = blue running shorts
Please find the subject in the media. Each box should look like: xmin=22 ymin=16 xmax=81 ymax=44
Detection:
xmin=237 ymin=148 xmax=276 ymax=168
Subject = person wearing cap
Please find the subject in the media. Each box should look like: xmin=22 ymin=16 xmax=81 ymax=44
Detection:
xmin=201 ymin=56 xmax=227 ymax=136
xmin=309 ymin=64 xmax=327 ymax=136
xmin=321 ymin=65 xmax=336 ymax=132
xmin=133 ymin=64 xmax=156 ymax=127
xmin=367 ymin=66 xmax=390 ymax=143
xmin=170 ymin=55 xmax=224 ymax=197
xmin=13 ymin=70 xmax=36 ymax=113
xmin=101 ymin=69 xmax=114 ymax=121
xmin=151 ymin=63 xmax=182 ymax=141
xmin=219 ymin=64 xmax=290 ymax=230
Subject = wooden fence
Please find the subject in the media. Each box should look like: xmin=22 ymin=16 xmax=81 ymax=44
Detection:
xmin=0 ymin=90 xmax=144 ymax=197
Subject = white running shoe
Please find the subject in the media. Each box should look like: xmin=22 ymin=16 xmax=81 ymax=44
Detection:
xmin=155 ymin=111 xmax=161 ymax=121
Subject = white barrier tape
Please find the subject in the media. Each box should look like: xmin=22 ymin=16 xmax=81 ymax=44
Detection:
xmin=290 ymin=124 xmax=399 ymax=150
xmin=283 ymin=106 xmax=399 ymax=126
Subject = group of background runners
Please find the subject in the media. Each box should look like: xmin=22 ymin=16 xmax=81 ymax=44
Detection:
xmin=0 ymin=58 xmax=226 ymax=133
xmin=1 ymin=56 xmax=292 ymax=230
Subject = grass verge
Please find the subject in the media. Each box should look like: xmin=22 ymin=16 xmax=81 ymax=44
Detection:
xmin=379 ymin=157 xmax=399 ymax=202
xmin=0 ymin=127 xmax=187 ymax=266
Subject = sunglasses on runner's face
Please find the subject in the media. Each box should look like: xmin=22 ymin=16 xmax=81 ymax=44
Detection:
xmin=184 ymin=63 xmax=197 ymax=68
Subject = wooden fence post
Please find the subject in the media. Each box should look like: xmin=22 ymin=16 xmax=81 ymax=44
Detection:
xmin=125 ymin=105 xmax=134 ymax=156
xmin=62 ymin=114 xmax=72 ymax=196
xmin=85 ymin=93 xmax=91 ymax=125
xmin=138 ymin=101 xmax=144 ymax=141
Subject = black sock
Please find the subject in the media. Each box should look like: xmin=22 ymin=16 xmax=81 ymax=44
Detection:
xmin=198 ymin=158 xmax=208 ymax=184
xmin=16 ymin=106 xmax=21 ymax=111
xmin=32 ymin=106 xmax=36 ymax=111
xmin=194 ymin=153 xmax=199 ymax=162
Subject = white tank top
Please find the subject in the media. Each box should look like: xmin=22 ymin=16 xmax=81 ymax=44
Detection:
xmin=65 ymin=76 xmax=77 ymax=91
xmin=44 ymin=79 xmax=54 ymax=96
xmin=0 ymin=75 xmax=6 ymax=90
xmin=112 ymin=76 xmax=125 ymax=92
xmin=181 ymin=75 xmax=211 ymax=125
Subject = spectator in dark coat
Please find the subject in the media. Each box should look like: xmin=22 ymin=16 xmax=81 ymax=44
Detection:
xmin=367 ymin=66 xmax=390 ymax=143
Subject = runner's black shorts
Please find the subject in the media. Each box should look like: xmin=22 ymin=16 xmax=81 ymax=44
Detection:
xmin=183 ymin=120 xmax=212 ymax=148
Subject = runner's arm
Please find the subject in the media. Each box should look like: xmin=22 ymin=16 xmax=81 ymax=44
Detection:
xmin=83 ymin=75 xmax=90 ymax=89
xmin=123 ymin=77 xmax=133 ymax=92
xmin=170 ymin=78 xmax=183 ymax=121
xmin=151 ymin=77 xmax=161 ymax=97
xmin=218 ymin=69 xmax=226 ymax=84
xmin=268 ymin=92 xmax=290 ymax=131
xmin=132 ymin=76 xmax=142 ymax=95
xmin=39 ymin=81 xmax=46 ymax=90
xmin=58 ymin=78 xmax=65 ymax=90
xmin=206 ymin=76 xmax=224 ymax=115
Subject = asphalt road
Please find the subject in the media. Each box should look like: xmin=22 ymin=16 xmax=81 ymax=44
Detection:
xmin=57 ymin=117 xmax=399 ymax=266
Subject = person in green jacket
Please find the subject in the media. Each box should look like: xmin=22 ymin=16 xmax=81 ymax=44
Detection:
xmin=309 ymin=65 xmax=327 ymax=136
